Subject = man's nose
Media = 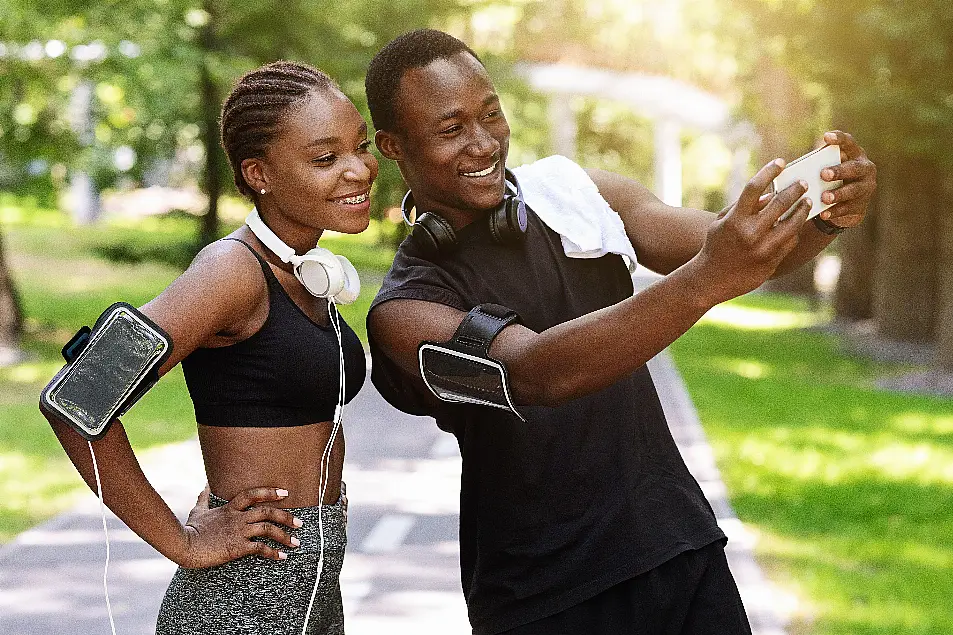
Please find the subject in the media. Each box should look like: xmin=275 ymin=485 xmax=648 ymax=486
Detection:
xmin=467 ymin=125 xmax=500 ymax=157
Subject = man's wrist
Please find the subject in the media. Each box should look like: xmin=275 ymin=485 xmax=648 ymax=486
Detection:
xmin=812 ymin=215 xmax=847 ymax=235
xmin=678 ymin=256 xmax=728 ymax=311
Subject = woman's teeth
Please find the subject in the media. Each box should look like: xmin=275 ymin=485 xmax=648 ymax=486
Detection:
xmin=341 ymin=193 xmax=368 ymax=204
xmin=462 ymin=162 xmax=498 ymax=178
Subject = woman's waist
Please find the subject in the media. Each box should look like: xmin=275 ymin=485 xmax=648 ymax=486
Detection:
xmin=199 ymin=424 xmax=345 ymax=507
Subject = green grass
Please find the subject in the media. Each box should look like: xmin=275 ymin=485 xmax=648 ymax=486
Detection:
xmin=670 ymin=293 xmax=953 ymax=635
xmin=0 ymin=197 xmax=394 ymax=542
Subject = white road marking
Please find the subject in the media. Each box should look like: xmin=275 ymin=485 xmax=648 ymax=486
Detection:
xmin=360 ymin=514 xmax=415 ymax=553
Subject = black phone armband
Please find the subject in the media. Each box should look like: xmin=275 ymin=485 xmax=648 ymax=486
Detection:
xmin=418 ymin=303 xmax=524 ymax=421
xmin=40 ymin=302 xmax=173 ymax=440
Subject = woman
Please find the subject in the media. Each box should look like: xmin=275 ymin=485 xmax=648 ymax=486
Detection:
xmin=41 ymin=61 xmax=377 ymax=634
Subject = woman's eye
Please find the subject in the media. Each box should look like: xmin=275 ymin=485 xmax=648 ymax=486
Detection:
xmin=485 ymin=110 xmax=500 ymax=119
xmin=358 ymin=140 xmax=372 ymax=152
xmin=441 ymin=125 xmax=461 ymax=135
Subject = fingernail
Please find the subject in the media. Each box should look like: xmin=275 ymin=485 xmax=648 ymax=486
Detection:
xmin=823 ymin=192 xmax=834 ymax=203
xmin=774 ymin=158 xmax=785 ymax=168
xmin=799 ymin=180 xmax=809 ymax=189
xmin=804 ymin=197 xmax=813 ymax=208
xmin=293 ymin=517 xmax=304 ymax=528
xmin=278 ymin=551 xmax=288 ymax=560
xmin=276 ymin=489 xmax=289 ymax=497
xmin=291 ymin=537 xmax=301 ymax=547
xmin=821 ymin=169 xmax=834 ymax=180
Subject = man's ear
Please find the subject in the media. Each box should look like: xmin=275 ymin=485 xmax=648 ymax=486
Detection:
xmin=375 ymin=130 xmax=402 ymax=161
xmin=241 ymin=158 xmax=268 ymax=194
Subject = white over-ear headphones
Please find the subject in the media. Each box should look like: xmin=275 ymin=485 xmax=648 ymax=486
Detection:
xmin=245 ymin=208 xmax=360 ymax=305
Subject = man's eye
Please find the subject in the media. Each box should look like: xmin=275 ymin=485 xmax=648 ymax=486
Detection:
xmin=485 ymin=110 xmax=501 ymax=119
xmin=441 ymin=125 xmax=461 ymax=135
xmin=313 ymin=154 xmax=335 ymax=164
xmin=358 ymin=140 xmax=372 ymax=152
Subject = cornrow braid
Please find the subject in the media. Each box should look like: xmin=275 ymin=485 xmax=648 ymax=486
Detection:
xmin=220 ymin=61 xmax=338 ymax=198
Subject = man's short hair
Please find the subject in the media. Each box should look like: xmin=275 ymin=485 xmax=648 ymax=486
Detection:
xmin=365 ymin=29 xmax=482 ymax=133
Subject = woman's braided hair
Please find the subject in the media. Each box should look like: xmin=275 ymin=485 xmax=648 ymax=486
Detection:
xmin=221 ymin=61 xmax=338 ymax=198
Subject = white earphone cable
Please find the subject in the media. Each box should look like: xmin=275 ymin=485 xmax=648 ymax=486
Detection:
xmin=301 ymin=299 xmax=346 ymax=634
xmin=89 ymin=441 xmax=118 ymax=635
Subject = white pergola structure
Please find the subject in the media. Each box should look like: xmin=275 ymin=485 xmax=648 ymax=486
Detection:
xmin=516 ymin=63 xmax=757 ymax=207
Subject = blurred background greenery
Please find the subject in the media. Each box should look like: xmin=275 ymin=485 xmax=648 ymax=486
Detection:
xmin=1 ymin=1 xmax=952 ymax=633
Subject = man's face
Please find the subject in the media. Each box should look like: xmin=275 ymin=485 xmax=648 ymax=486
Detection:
xmin=388 ymin=52 xmax=511 ymax=218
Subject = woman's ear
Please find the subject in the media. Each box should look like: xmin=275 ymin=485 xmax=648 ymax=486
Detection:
xmin=240 ymin=158 xmax=268 ymax=194
xmin=375 ymin=130 xmax=402 ymax=161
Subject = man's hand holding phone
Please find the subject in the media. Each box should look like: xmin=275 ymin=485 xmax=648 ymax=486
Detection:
xmin=813 ymin=130 xmax=877 ymax=230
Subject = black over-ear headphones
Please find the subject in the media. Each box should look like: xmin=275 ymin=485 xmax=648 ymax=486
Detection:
xmin=400 ymin=168 xmax=528 ymax=259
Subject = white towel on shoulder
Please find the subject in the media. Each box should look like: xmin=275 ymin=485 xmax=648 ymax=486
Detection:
xmin=512 ymin=155 xmax=637 ymax=273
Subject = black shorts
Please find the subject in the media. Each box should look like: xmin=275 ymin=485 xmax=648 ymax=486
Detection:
xmin=501 ymin=541 xmax=751 ymax=635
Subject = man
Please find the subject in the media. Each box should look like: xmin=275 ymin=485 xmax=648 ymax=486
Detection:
xmin=364 ymin=29 xmax=875 ymax=635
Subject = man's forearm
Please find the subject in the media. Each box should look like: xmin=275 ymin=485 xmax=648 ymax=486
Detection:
xmin=505 ymin=257 xmax=717 ymax=406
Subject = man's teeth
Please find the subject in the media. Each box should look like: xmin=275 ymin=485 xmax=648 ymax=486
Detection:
xmin=341 ymin=193 xmax=368 ymax=204
xmin=462 ymin=162 xmax=498 ymax=178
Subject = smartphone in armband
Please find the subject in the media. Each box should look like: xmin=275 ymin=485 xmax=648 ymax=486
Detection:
xmin=773 ymin=144 xmax=842 ymax=221
xmin=41 ymin=302 xmax=172 ymax=441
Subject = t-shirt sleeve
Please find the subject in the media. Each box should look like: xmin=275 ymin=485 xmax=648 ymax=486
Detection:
xmin=366 ymin=249 xmax=467 ymax=417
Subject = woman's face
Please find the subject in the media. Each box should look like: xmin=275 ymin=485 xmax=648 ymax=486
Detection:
xmin=258 ymin=89 xmax=378 ymax=235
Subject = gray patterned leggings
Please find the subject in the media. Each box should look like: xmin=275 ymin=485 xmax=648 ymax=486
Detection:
xmin=156 ymin=489 xmax=348 ymax=635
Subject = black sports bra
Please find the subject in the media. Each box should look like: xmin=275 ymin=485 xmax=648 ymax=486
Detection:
xmin=181 ymin=238 xmax=366 ymax=427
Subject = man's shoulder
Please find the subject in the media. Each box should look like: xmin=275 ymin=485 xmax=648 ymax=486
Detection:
xmin=371 ymin=243 xmax=467 ymax=314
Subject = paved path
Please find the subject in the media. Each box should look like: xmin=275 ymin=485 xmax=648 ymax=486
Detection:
xmin=0 ymin=353 xmax=791 ymax=634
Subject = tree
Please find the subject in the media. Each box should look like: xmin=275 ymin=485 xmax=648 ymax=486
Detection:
xmin=0 ymin=225 xmax=23 ymax=363
xmin=737 ymin=0 xmax=953 ymax=370
xmin=0 ymin=0 xmax=83 ymax=363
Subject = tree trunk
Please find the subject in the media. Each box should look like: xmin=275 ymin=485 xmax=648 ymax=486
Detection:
xmin=934 ymin=174 xmax=953 ymax=370
xmin=0 ymin=224 xmax=24 ymax=362
xmin=751 ymin=59 xmax=818 ymax=301
xmin=873 ymin=157 xmax=938 ymax=342
xmin=833 ymin=192 xmax=877 ymax=321
xmin=199 ymin=3 xmax=221 ymax=247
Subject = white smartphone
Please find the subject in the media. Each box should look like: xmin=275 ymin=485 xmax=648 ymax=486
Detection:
xmin=773 ymin=144 xmax=842 ymax=220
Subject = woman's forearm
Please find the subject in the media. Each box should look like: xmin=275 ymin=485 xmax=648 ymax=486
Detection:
xmin=47 ymin=415 xmax=190 ymax=565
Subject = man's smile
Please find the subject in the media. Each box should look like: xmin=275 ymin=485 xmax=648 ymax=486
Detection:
xmin=461 ymin=160 xmax=499 ymax=178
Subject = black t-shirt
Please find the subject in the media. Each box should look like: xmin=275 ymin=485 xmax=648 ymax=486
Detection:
xmin=368 ymin=207 xmax=725 ymax=635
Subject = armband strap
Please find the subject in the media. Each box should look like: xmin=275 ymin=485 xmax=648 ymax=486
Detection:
xmin=40 ymin=303 xmax=172 ymax=441
xmin=449 ymin=303 xmax=520 ymax=357
xmin=417 ymin=304 xmax=524 ymax=421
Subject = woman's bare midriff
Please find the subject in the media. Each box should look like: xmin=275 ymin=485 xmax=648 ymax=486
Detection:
xmin=198 ymin=422 xmax=345 ymax=508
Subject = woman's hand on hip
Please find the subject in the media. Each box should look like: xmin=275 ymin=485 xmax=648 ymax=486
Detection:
xmin=177 ymin=485 xmax=303 ymax=568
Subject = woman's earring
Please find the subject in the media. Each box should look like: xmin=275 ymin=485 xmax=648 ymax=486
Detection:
xmin=260 ymin=188 xmax=266 ymax=195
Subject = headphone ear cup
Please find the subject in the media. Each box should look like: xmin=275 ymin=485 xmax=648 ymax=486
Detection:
xmin=489 ymin=195 xmax=527 ymax=246
xmin=414 ymin=212 xmax=457 ymax=258
xmin=333 ymin=255 xmax=360 ymax=305
xmin=295 ymin=247 xmax=343 ymax=298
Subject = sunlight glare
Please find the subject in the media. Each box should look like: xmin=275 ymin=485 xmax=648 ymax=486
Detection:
xmin=700 ymin=304 xmax=821 ymax=330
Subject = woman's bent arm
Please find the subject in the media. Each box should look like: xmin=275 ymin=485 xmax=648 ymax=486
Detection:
xmin=40 ymin=239 xmax=300 ymax=567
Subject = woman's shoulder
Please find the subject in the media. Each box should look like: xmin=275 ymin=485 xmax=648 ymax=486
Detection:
xmin=189 ymin=235 xmax=267 ymax=286
xmin=150 ymin=234 xmax=269 ymax=322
